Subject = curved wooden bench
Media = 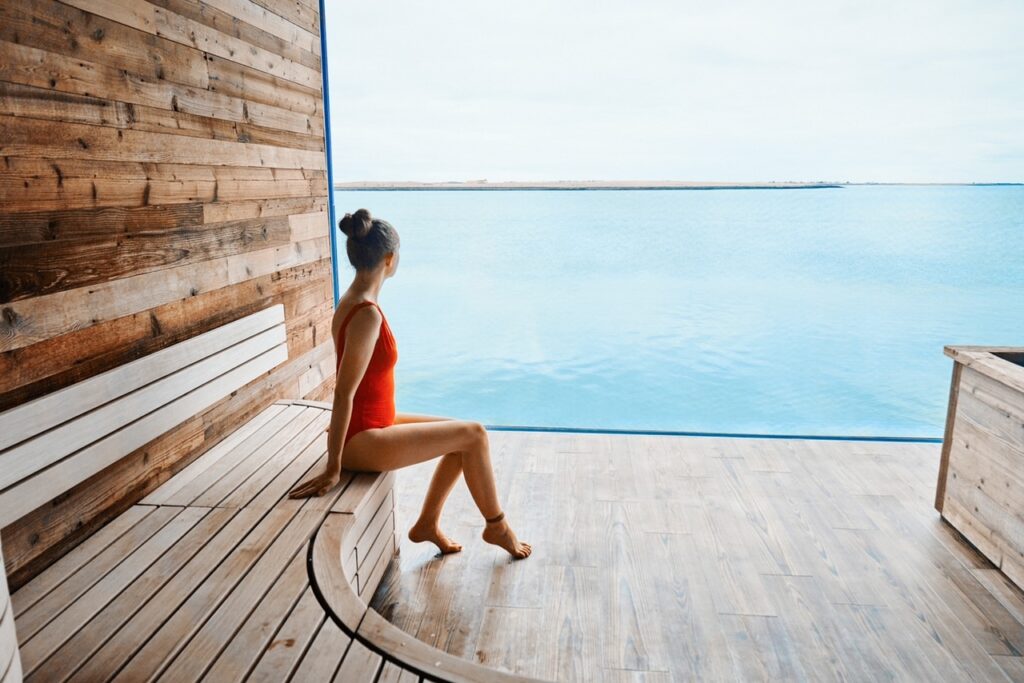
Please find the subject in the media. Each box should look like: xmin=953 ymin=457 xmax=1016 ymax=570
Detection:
xmin=5 ymin=392 xmax=548 ymax=682
xmin=309 ymin=512 xmax=547 ymax=683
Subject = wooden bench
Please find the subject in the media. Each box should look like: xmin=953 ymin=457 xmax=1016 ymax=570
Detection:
xmin=0 ymin=309 xmax=544 ymax=682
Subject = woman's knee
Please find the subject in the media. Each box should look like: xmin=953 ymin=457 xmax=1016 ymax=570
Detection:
xmin=459 ymin=420 xmax=488 ymax=449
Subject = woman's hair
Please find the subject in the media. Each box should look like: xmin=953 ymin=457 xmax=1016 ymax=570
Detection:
xmin=338 ymin=209 xmax=400 ymax=271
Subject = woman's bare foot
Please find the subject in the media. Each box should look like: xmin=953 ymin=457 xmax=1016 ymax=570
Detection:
xmin=482 ymin=519 xmax=532 ymax=559
xmin=408 ymin=520 xmax=463 ymax=554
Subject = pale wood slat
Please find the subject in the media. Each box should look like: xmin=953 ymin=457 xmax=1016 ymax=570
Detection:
xmin=333 ymin=470 xmax=395 ymax=515
xmin=0 ymin=324 xmax=286 ymax=492
xmin=23 ymin=507 xmax=238 ymax=683
xmin=245 ymin=587 xmax=326 ymax=682
xmin=311 ymin=513 xmax=367 ymax=630
xmin=290 ymin=620 xmax=349 ymax=681
xmin=0 ymin=604 xmax=15 ymax=683
xmin=0 ymin=541 xmax=20 ymax=683
xmin=0 ymin=651 xmax=20 ymax=683
xmin=13 ymin=506 xmax=180 ymax=641
xmin=0 ymin=305 xmax=284 ymax=454
xmin=0 ymin=344 xmax=287 ymax=526
xmin=378 ymin=661 xmax=421 ymax=683
xmin=358 ymin=533 xmax=395 ymax=603
xmin=333 ymin=639 xmax=381 ymax=682
xmin=19 ymin=507 xmax=209 ymax=673
xmin=355 ymin=490 xmax=395 ymax=570
xmin=214 ymin=410 xmax=331 ymax=509
xmin=68 ymin=507 xmax=269 ymax=681
xmin=358 ymin=610 xmax=533 ymax=683
xmin=141 ymin=402 xmax=287 ymax=505
xmin=154 ymin=404 xmax=305 ymax=506
xmin=191 ymin=408 xmax=326 ymax=507
xmin=151 ymin=509 xmax=327 ymax=681
xmin=10 ymin=506 xmax=154 ymax=616
xmin=198 ymin=551 xmax=310 ymax=683
xmin=244 ymin=436 xmax=348 ymax=512
xmin=340 ymin=472 xmax=395 ymax=560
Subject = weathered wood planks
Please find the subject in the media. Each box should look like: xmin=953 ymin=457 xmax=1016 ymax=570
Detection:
xmin=0 ymin=542 xmax=22 ymax=683
xmin=6 ymin=403 xmax=461 ymax=683
xmin=0 ymin=306 xmax=288 ymax=528
xmin=0 ymin=0 xmax=333 ymax=587
xmin=372 ymin=428 xmax=1024 ymax=681
xmin=937 ymin=347 xmax=1024 ymax=591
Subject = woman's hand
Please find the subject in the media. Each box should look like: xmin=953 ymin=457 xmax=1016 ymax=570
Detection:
xmin=288 ymin=466 xmax=341 ymax=498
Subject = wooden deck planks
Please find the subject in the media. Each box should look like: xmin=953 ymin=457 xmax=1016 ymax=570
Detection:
xmin=8 ymin=405 xmax=366 ymax=683
xmin=289 ymin=619 xmax=350 ymax=681
xmin=13 ymin=505 xmax=180 ymax=640
xmin=19 ymin=506 xmax=209 ymax=673
xmin=24 ymin=507 xmax=237 ymax=681
xmin=375 ymin=430 xmax=1024 ymax=682
xmin=245 ymin=587 xmax=327 ymax=682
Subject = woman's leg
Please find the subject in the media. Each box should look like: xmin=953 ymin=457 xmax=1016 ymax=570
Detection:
xmin=343 ymin=420 xmax=531 ymax=558
xmin=391 ymin=412 xmax=466 ymax=551
xmin=408 ymin=451 xmax=464 ymax=553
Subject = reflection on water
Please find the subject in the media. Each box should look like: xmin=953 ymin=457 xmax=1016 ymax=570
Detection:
xmin=335 ymin=186 xmax=1024 ymax=437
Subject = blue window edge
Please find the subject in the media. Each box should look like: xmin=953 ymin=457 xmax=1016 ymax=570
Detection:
xmin=483 ymin=425 xmax=942 ymax=443
xmin=319 ymin=0 xmax=341 ymax=306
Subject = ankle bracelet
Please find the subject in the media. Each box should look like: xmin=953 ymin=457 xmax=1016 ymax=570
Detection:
xmin=485 ymin=511 xmax=505 ymax=524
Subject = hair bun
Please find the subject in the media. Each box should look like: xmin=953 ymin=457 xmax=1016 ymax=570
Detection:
xmin=339 ymin=208 xmax=373 ymax=239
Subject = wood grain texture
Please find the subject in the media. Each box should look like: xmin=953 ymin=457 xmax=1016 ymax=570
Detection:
xmin=937 ymin=351 xmax=1024 ymax=592
xmin=7 ymin=404 xmax=426 ymax=683
xmin=0 ymin=0 xmax=332 ymax=585
xmin=371 ymin=430 xmax=1024 ymax=682
xmin=0 ymin=542 xmax=22 ymax=683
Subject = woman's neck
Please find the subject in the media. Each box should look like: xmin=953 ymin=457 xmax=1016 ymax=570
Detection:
xmin=350 ymin=268 xmax=385 ymax=300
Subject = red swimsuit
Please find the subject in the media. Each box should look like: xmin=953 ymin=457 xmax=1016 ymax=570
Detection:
xmin=337 ymin=300 xmax=398 ymax=445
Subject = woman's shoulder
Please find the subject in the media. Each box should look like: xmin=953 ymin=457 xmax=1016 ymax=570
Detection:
xmin=335 ymin=299 xmax=383 ymax=330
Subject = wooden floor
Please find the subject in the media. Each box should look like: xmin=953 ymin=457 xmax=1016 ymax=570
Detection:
xmin=11 ymin=402 xmax=400 ymax=683
xmin=372 ymin=431 xmax=1024 ymax=682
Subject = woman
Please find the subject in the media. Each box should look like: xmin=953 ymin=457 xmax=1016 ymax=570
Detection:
xmin=289 ymin=209 xmax=531 ymax=560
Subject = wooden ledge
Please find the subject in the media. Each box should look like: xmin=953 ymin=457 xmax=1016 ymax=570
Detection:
xmin=308 ymin=513 xmax=547 ymax=683
xmin=944 ymin=345 xmax=1024 ymax=395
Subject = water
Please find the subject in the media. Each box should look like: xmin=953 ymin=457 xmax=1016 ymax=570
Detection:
xmin=333 ymin=186 xmax=1023 ymax=438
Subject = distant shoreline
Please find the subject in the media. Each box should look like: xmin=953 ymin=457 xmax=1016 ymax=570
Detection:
xmin=334 ymin=180 xmax=1020 ymax=191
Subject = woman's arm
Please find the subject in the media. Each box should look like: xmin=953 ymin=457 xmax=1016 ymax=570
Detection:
xmin=289 ymin=306 xmax=382 ymax=498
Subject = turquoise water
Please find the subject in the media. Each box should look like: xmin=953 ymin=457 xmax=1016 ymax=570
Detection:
xmin=333 ymin=186 xmax=1023 ymax=438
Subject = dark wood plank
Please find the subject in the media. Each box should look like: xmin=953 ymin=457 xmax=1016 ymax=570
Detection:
xmin=0 ymin=114 xmax=325 ymax=168
xmin=0 ymin=0 xmax=209 ymax=89
xmin=936 ymin=361 xmax=963 ymax=512
xmin=0 ymin=39 xmax=322 ymax=133
xmin=0 ymin=215 xmax=292 ymax=303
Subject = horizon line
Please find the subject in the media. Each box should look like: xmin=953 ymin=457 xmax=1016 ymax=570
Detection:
xmin=334 ymin=180 xmax=1022 ymax=191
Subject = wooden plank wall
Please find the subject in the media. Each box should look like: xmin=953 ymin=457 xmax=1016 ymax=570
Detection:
xmin=940 ymin=364 xmax=1024 ymax=589
xmin=0 ymin=0 xmax=336 ymax=589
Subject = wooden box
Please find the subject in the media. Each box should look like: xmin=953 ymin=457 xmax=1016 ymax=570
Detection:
xmin=935 ymin=346 xmax=1024 ymax=588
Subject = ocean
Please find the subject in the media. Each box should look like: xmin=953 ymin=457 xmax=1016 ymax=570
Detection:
xmin=333 ymin=185 xmax=1023 ymax=438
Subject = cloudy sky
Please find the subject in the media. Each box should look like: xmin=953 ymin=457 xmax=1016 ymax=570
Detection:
xmin=323 ymin=1 xmax=1024 ymax=183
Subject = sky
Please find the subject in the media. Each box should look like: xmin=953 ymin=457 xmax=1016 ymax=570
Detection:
xmin=323 ymin=1 xmax=1024 ymax=183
